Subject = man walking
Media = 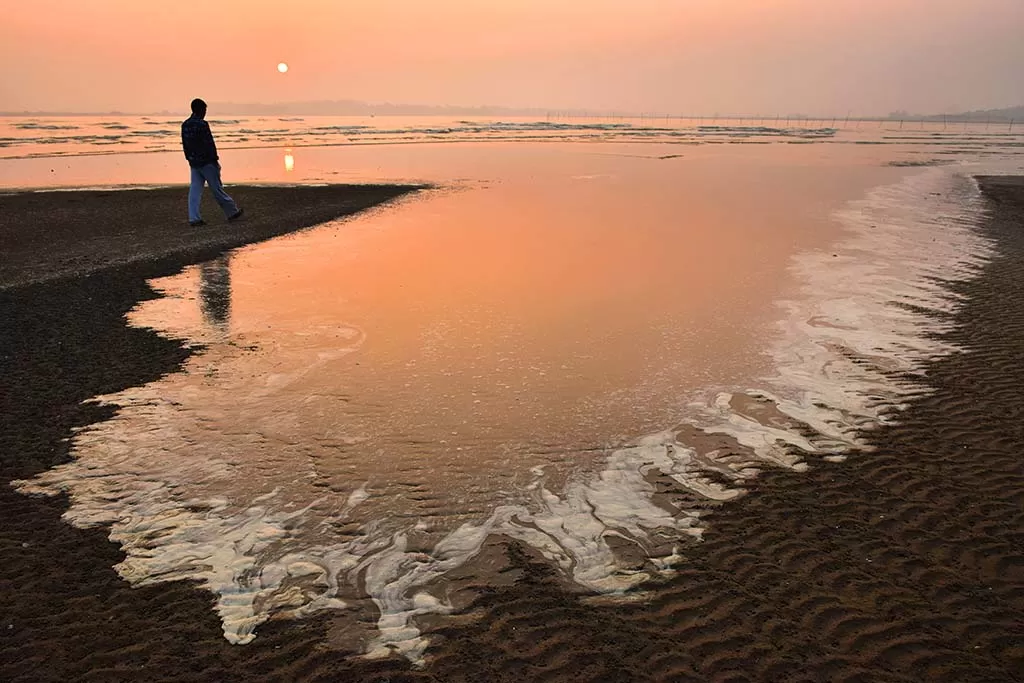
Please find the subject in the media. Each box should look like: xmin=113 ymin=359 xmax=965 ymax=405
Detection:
xmin=181 ymin=98 xmax=243 ymax=226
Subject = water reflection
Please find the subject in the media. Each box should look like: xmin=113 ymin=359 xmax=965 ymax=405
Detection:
xmin=284 ymin=150 xmax=295 ymax=172
xmin=11 ymin=157 xmax=989 ymax=665
xmin=199 ymin=255 xmax=232 ymax=332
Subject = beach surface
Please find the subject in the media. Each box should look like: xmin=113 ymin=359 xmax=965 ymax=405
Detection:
xmin=0 ymin=184 xmax=423 ymax=288
xmin=1 ymin=178 xmax=1022 ymax=682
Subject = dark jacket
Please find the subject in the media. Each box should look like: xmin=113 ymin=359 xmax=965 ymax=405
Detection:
xmin=181 ymin=115 xmax=219 ymax=168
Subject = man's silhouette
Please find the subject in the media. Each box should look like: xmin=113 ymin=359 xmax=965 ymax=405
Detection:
xmin=181 ymin=98 xmax=243 ymax=227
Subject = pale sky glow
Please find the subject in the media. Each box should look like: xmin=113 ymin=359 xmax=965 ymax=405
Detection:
xmin=2 ymin=0 xmax=1022 ymax=114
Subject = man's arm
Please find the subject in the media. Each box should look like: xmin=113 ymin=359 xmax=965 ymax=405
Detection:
xmin=200 ymin=121 xmax=219 ymax=164
xmin=181 ymin=122 xmax=193 ymax=162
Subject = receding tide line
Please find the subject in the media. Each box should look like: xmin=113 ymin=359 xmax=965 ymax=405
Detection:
xmin=13 ymin=166 xmax=992 ymax=665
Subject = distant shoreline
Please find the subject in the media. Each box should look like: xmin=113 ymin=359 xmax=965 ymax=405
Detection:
xmin=3 ymin=105 xmax=1021 ymax=122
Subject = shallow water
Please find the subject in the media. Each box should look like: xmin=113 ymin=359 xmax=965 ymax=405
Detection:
xmin=1 ymin=113 xmax=1024 ymax=189
xmin=8 ymin=136 xmax=1022 ymax=662
xmin=2 ymin=114 xmax=1023 ymax=163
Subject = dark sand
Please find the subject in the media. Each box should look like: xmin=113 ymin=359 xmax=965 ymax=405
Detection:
xmin=2 ymin=180 xmax=1022 ymax=682
xmin=0 ymin=185 xmax=423 ymax=289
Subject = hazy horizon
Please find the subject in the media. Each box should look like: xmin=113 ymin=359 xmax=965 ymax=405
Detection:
xmin=3 ymin=0 xmax=1024 ymax=117
xmin=1 ymin=102 xmax=1023 ymax=120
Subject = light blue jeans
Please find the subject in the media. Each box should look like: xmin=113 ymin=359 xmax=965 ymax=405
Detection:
xmin=188 ymin=163 xmax=239 ymax=222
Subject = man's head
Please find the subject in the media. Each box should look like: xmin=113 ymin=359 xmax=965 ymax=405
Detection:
xmin=190 ymin=98 xmax=208 ymax=118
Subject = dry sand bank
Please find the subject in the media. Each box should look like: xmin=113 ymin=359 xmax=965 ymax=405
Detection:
xmin=0 ymin=185 xmax=424 ymax=289
xmin=0 ymin=179 xmax=1022 ymax=682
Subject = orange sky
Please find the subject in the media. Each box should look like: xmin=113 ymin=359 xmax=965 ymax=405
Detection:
xmin=2 ymin=0 xmax=1022 ymax=114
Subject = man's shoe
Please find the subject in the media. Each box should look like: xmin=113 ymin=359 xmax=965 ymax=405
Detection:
xmin=228 ymin=208 xmax=244 ymax=222
xmin=189 ymin=219 xmax=207 ymax=227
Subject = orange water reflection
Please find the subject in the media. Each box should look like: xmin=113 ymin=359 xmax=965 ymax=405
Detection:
xmin=16 ymin=144 xmax=918 ymax=660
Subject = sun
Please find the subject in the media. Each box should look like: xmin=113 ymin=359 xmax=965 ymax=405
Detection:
xmin=277 ymin=62 xmax=289 ymax=74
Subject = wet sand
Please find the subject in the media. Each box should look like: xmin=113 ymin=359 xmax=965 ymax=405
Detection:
xmin=2 ymin=179 xmax=1023 ymax=681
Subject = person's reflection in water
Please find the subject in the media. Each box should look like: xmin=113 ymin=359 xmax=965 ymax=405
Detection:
xmin=199 ymin=255 xmax=232 ymax=333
